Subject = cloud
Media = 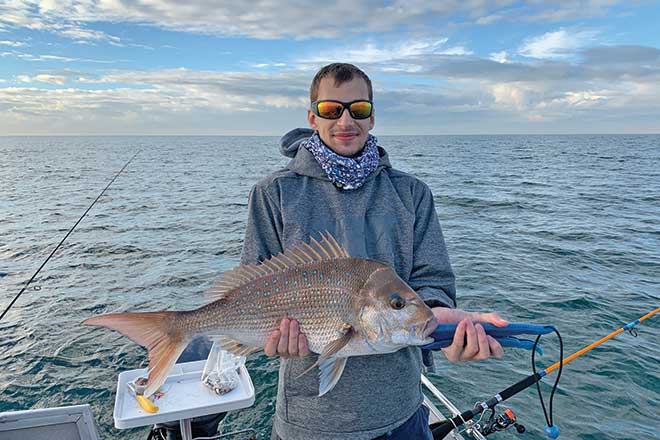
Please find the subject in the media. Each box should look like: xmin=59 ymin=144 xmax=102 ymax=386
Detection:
xmin=298 ymin=38 xmax=473 ymax=74
xmin=58 ymin=26 xmax=122 ymax=45
xmin=521 ymin=0 xmax=622 ymax=22
xmin=0 ymin=40 xmax=26 ymax=47
xmin=519 ymin=29 xmax=599 ymax=59
xmin=581 ymin=45 xmax=660 ymax=65
xmin=0 ymin=49 xmax=117 ymax=63
xmin=474 ymin=1 xmax=628 ymax=26
xmin=0 ymin=1 xmax=464 ymax=40
xmin=476 ymin=14 xmax=503 ymax=25
xmin=3 ymin=45 xmax=659 ymax=135
xmin=0 ymin=2 xmax=122 ymax=44
xmin=17 ymin=74 xmax=67 ymax=84
xmin=252 ymin=62 xmax=287 ymax=69
xmin=0 ymin=1 xmax=631 ymax=41
xmin=1 ymin=68 xmax=311 ymax=125
xmin=489 ymin=51 xmax=509 ymax=63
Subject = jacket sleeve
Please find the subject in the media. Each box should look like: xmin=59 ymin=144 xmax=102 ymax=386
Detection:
xmin=408 ymin=182 xmax=457 ymax=309
xmin=240 ymin=183 xmax=285 ymax=265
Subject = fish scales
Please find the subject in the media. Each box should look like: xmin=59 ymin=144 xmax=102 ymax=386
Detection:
xmin=183 ymin=258 xmax=377 ymax=353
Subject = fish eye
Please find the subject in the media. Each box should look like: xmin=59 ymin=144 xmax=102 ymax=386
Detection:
xmin=389 ymin=294 xmax=406 ymax=310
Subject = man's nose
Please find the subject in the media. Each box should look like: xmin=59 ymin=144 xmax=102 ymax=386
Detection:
xmin=336 ymin=107 xmax=355 ymax=127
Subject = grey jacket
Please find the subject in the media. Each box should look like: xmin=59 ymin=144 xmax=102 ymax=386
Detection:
xmin=240 ymin=128 xmax=456 ymax=440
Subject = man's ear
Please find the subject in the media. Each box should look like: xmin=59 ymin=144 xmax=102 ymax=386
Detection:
xmin=369 ymin=114 xmax=375 ymax=130
xmin=308 ymin=109 xmax=318 ymax=130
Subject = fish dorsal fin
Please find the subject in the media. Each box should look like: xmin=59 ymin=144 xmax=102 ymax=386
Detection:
xmin=205 ymin=231 xmax=350 ymax=303
xmin=318 ymin=357 xmax=348 ymax=397
xmin=205 ymin=263 xmax=261 ymax=303
xmin=284 ymin=231 xmax=350 ymax=265
xmin=215 ymin=336 xmax=261 ymax=357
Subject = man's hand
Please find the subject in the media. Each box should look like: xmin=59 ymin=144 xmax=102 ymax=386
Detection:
xmin=432 ymin=308 xmax=508 ymax=362
xmin=264 ymin=317 xmax=311 ymax=358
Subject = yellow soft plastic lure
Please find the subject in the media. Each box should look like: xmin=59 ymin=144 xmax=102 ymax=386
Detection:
xmin=136 ymin=395 xmax=159 ymax=413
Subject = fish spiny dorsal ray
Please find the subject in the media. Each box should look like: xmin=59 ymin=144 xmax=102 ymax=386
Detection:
xmin=205 ymin=231 xmax=350 ymax=303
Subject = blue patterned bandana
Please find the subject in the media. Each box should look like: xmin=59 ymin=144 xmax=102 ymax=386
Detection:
xmin=303 ymin=131 xmax=380 ymax=190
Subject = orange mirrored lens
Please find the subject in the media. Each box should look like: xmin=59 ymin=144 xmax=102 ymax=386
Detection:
xmin=316 ymin=102 xmax=344 ymax=119
xmin=349 ymin=101 xmax=372 ymax=119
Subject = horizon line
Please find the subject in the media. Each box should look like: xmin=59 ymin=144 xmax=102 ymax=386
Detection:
xmin=2 ymin=132 xmax=659 ymax=137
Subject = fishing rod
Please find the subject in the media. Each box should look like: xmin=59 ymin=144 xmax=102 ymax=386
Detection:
xmin=0 ymin=151 xmax=140 ymax=322
xmin=431 ymin=307 xmax=660 ymax=440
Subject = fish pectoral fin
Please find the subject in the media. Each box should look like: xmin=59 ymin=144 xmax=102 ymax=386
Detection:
xmin=295 ymin=326 xmax=354 ymax=380
xmin=318 ymin=357 xmax=348 ymax=397
xmin=217 ymin=336 xmax=261 ymax=357
xmin=321 ymin=324 xmax=354 ymax=357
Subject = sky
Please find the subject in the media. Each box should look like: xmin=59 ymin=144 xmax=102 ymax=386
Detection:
xmin=1 ymin=1 xmax=659 ymax=135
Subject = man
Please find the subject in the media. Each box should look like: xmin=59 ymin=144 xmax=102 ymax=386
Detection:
xmin=241 ymin=63 xmax=507 ymax=440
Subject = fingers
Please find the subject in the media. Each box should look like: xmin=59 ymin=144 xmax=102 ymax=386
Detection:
xmin=471 ymin=311 xmax=508 ymax=327
xmin=432 ymin=307 xmax=508 ymax=327
xmin=441 ymin=319 xmax=466 ymax=362
xmin=463 ymin=319 xmax=479 ymax=360
xmin=288 ymin=319 xmax=299 ymax=357
xmin=469 ymin=323 xmax=496 ymax=361
xmin=264 ymin=329 xmax=280 ymax=357
xmin=265 ymin=317 xmax=309 ymax=358
xmin=298 ymin=332 xmax=310 ymax=357
xmin=442 ymin=319 xmax=505 ymax=362
xmin=431 ymin=307 xmax=466 ymax=324
xmin=473 ymin=323 xmax=491 ymax=360
xmin=488 ymin=335 xmax=504 ymax=359
xmin=277 ymin=318 xmax=290 ymax=356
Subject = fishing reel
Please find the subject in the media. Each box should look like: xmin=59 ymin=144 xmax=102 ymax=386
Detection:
xmin=475 ymin=407 xmax=526 ymax=436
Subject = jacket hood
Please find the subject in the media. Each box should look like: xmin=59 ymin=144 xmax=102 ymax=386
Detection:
xmin=279 ymin=128 xmax=392 ymax=180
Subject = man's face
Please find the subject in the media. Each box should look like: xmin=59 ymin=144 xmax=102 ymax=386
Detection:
xmin=308 ymin=77 xmax=375 ymax=157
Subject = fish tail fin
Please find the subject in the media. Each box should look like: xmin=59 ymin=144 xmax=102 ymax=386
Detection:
xmin=83 ymin=311 xmax=189 ymax=397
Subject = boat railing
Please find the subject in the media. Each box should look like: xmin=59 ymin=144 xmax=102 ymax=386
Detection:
xmin=422 ymin=374 xmax=487 ymax=440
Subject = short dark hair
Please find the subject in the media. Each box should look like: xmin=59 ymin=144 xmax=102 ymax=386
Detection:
xmin=310 ymin=63 xmax=373 ymax=103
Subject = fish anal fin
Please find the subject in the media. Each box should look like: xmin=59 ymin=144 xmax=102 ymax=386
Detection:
xmin=318 ymin=357 xmax=348 ymax=397
xmin=216 ymin=336 xmax=261 ymax=357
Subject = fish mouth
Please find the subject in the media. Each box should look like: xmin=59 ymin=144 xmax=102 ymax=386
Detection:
xmin=409 ymin=316 xmax=438 ymax=345
xmin=420 ymin=316 xmax=438 ymax=339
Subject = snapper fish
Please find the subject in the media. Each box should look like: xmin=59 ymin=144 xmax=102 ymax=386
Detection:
xmin=83 ymin=232 xmax=437 ymax=397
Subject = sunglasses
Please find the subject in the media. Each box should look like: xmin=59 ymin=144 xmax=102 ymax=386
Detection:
xmin=311 ymin=100 xmax=373 ymax=120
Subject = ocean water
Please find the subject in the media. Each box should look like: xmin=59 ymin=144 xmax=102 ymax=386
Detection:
xmin=0 ymin=135 xmax=658 ymax=440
